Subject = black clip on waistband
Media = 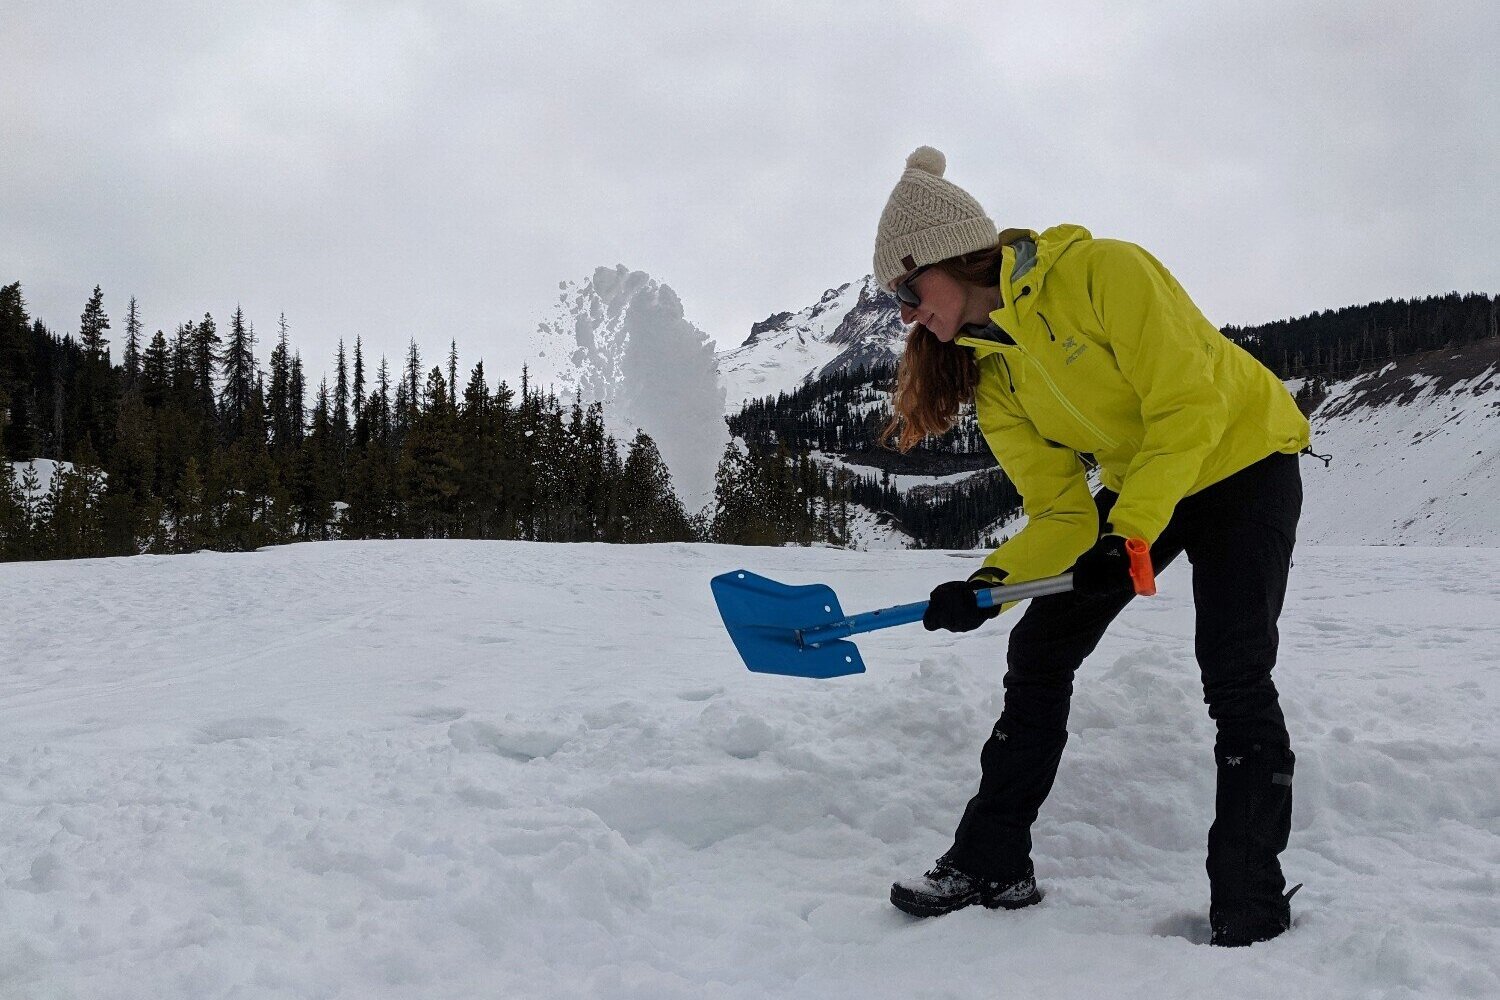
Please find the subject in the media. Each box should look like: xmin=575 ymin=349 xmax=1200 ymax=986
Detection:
xmin=1300 ymin=446 xmax=1332 ymax=467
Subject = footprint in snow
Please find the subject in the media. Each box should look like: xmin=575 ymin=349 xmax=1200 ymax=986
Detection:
xmin=194 ymin=716 xmax=293 ymax=744
xmin=1150 ymin=911 xmax=1212 ymax=945
xmin=408 ymin=706 xmax=467 ymax=723
xmin=448 ymin=719 xmax=572 ymax=761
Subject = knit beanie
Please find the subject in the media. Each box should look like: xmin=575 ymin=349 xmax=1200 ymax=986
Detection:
xmin=872 ymin=146 xmax=997 ymax=290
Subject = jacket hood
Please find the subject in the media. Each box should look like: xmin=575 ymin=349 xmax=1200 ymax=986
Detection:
xmin=1003 ymin=224 xmax=1092 ymax=299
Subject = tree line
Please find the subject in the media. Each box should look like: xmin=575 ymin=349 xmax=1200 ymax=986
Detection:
xmin=1223 ymin=291 xmax=1498 ymax=380
xmin=707 ymin=440 xmax=856 ymax=547
xmin=728 ymin=359 xmax=990 ymax=461
xmin=0 ymin=282 xmax=715 ymax=560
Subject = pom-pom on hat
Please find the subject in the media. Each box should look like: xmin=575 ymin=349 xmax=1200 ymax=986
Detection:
xmin=873 ymin=146 xmax=997 ymax=290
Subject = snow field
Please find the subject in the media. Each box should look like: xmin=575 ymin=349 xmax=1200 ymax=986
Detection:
xmin=1 ymin=540 xmax=1497 ymax=999
xmin=1296 ymin=360 xmax=1500 ymax=545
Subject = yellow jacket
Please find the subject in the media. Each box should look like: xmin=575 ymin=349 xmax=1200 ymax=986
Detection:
xmin=957 ymin=225 xmax=1310 ymax=585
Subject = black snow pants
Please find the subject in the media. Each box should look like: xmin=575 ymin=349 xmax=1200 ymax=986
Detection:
xmin=943 ymin=450 xmax=1301 ymax=929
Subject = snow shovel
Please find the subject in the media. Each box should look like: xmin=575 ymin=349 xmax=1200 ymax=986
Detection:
xmin=711 ymin=539 xmax=1156 ymax=679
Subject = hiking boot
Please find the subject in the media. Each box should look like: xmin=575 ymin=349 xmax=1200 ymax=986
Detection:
xmin=1210 ymin=883 xmax=1301 ymax=947
xmin=890 ymin=858 xmax=1041 ymax=917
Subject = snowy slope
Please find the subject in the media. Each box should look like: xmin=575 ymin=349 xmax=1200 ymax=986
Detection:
xmin=842 ymin=501 xmax=916 ymax=551
xmin=717 ymin=275 xmax=904 ymax=413
xmin=808 ymin=449 xmax=990 ymax=494
xmin=2 ymin=540 xmax=1497 ymax=999
xmin=1298 ymin=339 xmax=1500 ymax=545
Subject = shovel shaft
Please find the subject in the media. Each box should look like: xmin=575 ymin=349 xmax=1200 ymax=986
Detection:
xmin=975 ymin=573 xmax=1076 ymax=609
xmin=796 ymin=599 xmax=927 ymax=646
xmin=797 ymin=573 xmax=1076 ymax=647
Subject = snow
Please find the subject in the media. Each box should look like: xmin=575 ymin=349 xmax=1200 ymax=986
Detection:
xmin=1298 ymin=360 xmax=1500 ymax=544
xmin=2 ymin=539 xmax=1497 ymax=999
xmin=718 ymin=334 xmax=848 ymax=416
xmin=840 ymin=502 xmax=916 ymax=550
xmin=808 ymin=450 xmax=991 ymax=493
xmin=716 ymin=289 xmax=861 ymax=412
xmin=8 ymin=459 xmax=78 ymax=500
xmin=716 ymin=276 xmax=903 ymax=414
xmin=530 ymin=265 xmax=728 ymax=509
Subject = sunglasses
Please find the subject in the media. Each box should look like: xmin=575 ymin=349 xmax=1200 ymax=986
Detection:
xmin=891 ymin=264 xmax=932 ymax=308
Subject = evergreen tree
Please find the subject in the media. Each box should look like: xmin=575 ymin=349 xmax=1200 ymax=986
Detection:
xmin=0 ymin=461 xmax=28 ymax=559
xmin=403 ymin=339 xmax=422 ymax=430
xmin=268 ymin=317 xmax=293 ymax=450
xmin=122 ymin=295 xmax=143 ymax=388
xmin=334 ymin=338 xmax=350 ymax=454
xmin=72 ymin=285 xmax=118 ymax=463
xmin=709 ymin=441 xmax=760 ymax=544
xmin=107 ymin=388 xmax=157 ymax=551
xmin=619 ymin=430 xmax=694 ymax=543
xmin=173 ymin=456 xmax=209 ymax=552
xmin=295 ymin=379 xmax=337 ymax=539
xmin=78 ymin=285 xmax=110 ymax=359
xmin=141 ymin=330 xmax=170 ymax=409
xmin=0 ymin=282 xmax=37 ymax=458
xmin=191 ymin=313 xmax=220 ymax=421
xmin=352 ymin=337 xmax=367 ymax=447
xmin=170 ymin=322 xmax=195 ymax=401
xmin=458 ymin=360 xmax=497 ymax=537
xmin=373 ymin=355 xmax=392 ymax=444
xmin=402 ymin=366 xmax=462 ymax=538
xmin=447 ymin=339 xmax=459 ymax=416
xmin=393 ymin=376 xmax=410 ymax=441
xmin=39 ymin=445 xmax=108 ymax=559
xmin=18 ymin=463 xmax=44 ymax=554
xmin=219 ymin=306 xmax=258 ymax=441
xmin=289 ymin=352 xmax=307 ymax=447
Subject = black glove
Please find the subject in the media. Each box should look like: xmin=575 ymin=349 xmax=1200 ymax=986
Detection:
xmin=1069 ymin=534 xmax=1136 ymax=597
xmin=923 ymin=572 xmax=1006 ymax=633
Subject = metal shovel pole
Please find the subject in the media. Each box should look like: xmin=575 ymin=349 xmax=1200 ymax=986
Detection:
xmin=795 ymin=574 xmax=1078 ymax=647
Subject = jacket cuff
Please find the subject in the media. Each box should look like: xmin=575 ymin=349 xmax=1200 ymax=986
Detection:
xmin=968 ymin=567 xmax=1009 ymax=588
xmin=1102 ymin=516 xmax=1156 ymax=546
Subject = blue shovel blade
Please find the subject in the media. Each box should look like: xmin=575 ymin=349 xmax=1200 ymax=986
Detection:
xmin=710 ymin=569 xmax=866 ymax=679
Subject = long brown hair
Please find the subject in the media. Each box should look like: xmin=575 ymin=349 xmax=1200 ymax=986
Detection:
xmin=880 ymin=241 xmax=1006 ymax=453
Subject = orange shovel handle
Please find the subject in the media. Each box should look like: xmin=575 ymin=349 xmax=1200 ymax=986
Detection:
xmin=1124 ymin=537 xmax=1156 ymax=597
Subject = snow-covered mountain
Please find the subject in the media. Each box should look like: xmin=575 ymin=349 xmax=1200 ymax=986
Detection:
xmin=716 ymin=274 xmax=905 ymax=413
xmin=531 ymin=266 xmax=727 ymax=508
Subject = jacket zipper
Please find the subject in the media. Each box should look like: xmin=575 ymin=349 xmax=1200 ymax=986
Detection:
xmin=1010 ymin=315 xmax=1121 ymax=451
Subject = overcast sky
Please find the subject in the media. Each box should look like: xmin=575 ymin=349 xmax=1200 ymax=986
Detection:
xmin=3 ymin=1 xmax=1496 ymax=388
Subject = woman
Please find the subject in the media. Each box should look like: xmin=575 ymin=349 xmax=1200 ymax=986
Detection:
xmin=874 ymin=147 xmax=1311 ymax=947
